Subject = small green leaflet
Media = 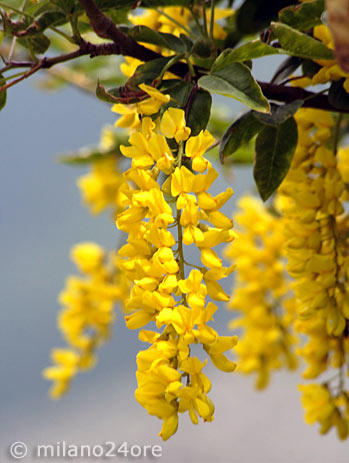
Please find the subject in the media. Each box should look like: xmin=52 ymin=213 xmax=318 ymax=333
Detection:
xmin=213 ymin=41 xmax=283 ymax=67
xmin=198 ymin=62 xmax=270 ymax=113
xmin=270 ymin=22 xmax=334 ymax=60
xmin=120 ymin=26 xmax=188 ymax=53
xmin=219 ymin=111 xmax=264 ymax=162
xmin=279 ymin=0 xmax=325 ymax=31
xmin=254 ymin=116 xmax=298 ymax=201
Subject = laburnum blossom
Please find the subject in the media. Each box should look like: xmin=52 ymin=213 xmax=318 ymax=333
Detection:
xmin=77 ymin=126 xmax=125 ymax=216
xmin=299 ymin=384 xmax=349 ymax=439
xmin=115 ymin=105 xmax=237 ymax=440
xmin=43 ymin=243 xmax=129 ymax=398
xmin=278 ymin=107 xmax=349 ymax=437
xmin=225 ymin=196 xmax=298 ymax=389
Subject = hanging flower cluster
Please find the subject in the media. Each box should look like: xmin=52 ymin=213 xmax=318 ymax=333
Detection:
xmin=225 ymin=196 xmax=298 ymax=389
xmin=43 ymin=242 xmax=129 ymax=398
xmin=115 ymin=97 xmax=237 ymax=439
xmin=299 ymin=383 xmax=349 ymax=439
xmin=44 ymin=122 xmax=130 ymax=398
xmin=278 ymin=108 xmax=349 ymax=438
xmin=77 ymin=126 xmax=125 ymax=216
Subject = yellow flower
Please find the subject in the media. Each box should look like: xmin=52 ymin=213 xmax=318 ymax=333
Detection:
xmin=112 ymin=103 xmax=140 ymax=129
xmin=185 ymin=130 xmax=215 ymax=172
xmin=137 ymin=83 xmax=170 ymax=115
xmin=71 ymin=242 xmax=104 ymax=274
xmin=225 ymin=195 xmax=298 ymax=389
xmin=43 ymin=349 xmax=79 ymax=399
xmin=160 ymin=107 xmax=191 ymax=143
xmin=45 ymin=245 xmax=128 ymax=398
xmin=115 ymin=108 xmax=236 ymax=439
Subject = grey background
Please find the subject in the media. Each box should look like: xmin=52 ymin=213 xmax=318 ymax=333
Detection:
xmin=1 ymin=55 xmax=348 ymax=462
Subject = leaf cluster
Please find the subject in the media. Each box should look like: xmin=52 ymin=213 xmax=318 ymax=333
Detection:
xmin=1 ymin=0 xmax=347 ymax=200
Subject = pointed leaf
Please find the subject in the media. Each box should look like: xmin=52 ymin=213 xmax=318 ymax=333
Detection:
xmin=161 ymin=80 xmax=193 ymax=107
xmin=279 ymin=0 xmax=325 ymax=31
xmin=186 ymin=89 xmax=212 ymax=135
xmin=220 ymin=111 xmax=264 ymax=162
xmin=252 ymin=99 xmax=304 ymax=126
xmin=270 ymin=22 xmax=334 ymax=60
xmin=59 ymin=151 xmax=114 ymax=165
xmin=237 ymin=0 xmax=297 ymax=35
xmin=271 ymin=56 xmax=303 ymax=84
xmin=18 ymin=34 xmax=50 ymax=54
xmin=228 ymin=138 xmax=256 ymax=164
xmin=213 ymin=41 xmax=283 ymax=66
xmin=254 ymin=116 xmax=298 ymax=201
xmin=160 ymin=81 xmax=212 ymax=135
xmin=96 ymin=82 xmax=123 ymax=103
xmin=127 ymin=57 xmax=173 ymax=89
xmin=120 ymin=26 xmax=188 ymax=53
xmin=198 ymin=62 xmax=270 ymax=113
xmin=59 ymin=136 xmax=127 ymax=165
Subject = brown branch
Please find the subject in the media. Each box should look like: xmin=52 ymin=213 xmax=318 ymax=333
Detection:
xmin=78 ymin=0 xmax=162 ymax=61
xmin=258 ymin=82 xmax=347 ymax=113
xmin=0 ymin=0 xmax=348 ymax=113
xmin=0 ymin=42 xmax=121 ymax=92
xmin=77 ymin=0 xmax=188 ymax=78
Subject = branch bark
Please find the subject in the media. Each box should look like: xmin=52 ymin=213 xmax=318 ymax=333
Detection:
xmin=1 ymin=0 xmax=348 ymax=113
xmin=78 ymin=0 xmax=189 ymax=78
xmin=0 ymin=42 xmax=122 ymax=92
xmin=259 ymin=82 xmax=346 ymax=113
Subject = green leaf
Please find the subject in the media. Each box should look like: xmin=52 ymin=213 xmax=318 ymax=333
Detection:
xmin=213 ymin=41 xmax=283 ymax=66
xmin=230 ymin=138 xmax=256 ymax=164
xmin=192 ymin=39 xmax=212 ymax=58
xmin=106 ymin=7 xmax=130 ymax=25
xmin=271 ymin=56 xmax=303 ymax=84
xmin=254 ymin=116 xmax=298 ymax=201
xmin=127 ymin=57 xmax=173 ymax=89
xmin=328 ymin=79 xmax=349 ymax=110
xmin=186 ymin=89 xmax=212 ymax=136
xmin=19 ymin=11 xmax=67 ymax=36
xmin=160 ymin=81 xmax=212 ymax=135
xmin=252 ymin=100 xmax=304 ymax=126
xmin=95 ymin=0 xmax=191 ymax=7
xmin=220 ymin=111 xmax=264 ymax=162
xmin=198 ymin=62 xmax=270 ymax=113
xmin=18 ymin=34 xmax=50 ymax=54
xmin=270 ymin=22 xmax=334 ymax=60
xmin=59 ymin=151 xmax=114 ymax=165
xmin=35 ymin=11 xmax=68 ymax=31
xmin=279 ymin=0 xmax=325 ymax=31
xmin=302 ymin=59 xmax=321 ymax=77
xmin=120 ymin=26 xmax=187 ymax=53
xmin=0 ymin=74 xmax=7 ymax=111
xmin=161 ymin=80 xmax=193 ymax=106
xmin=59 ymin=136 xmax=128 ymax=165
xmin=180 ymin=34 xmax=194 ymax=53
xmin=51 ymin=0 xmax=76 ymax=13
xmin=237 ymin=0 xmax=297 ymax=35
xmin=96 ymin=82 xmax=129 ymax=104
xmin=140 ymin=0 xmax=192 ymax=5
